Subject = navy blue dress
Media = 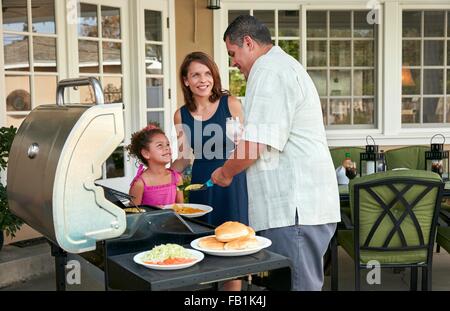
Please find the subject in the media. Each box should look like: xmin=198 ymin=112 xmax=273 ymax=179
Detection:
xmin=180 ymin=96 xmax=248 ymax=226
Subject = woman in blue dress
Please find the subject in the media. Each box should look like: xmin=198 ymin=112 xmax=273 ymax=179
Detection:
xmin=173 ymin=51 xmax=248 ymax=228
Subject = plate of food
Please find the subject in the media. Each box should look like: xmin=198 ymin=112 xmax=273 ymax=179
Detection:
xmin=133 ymin=243 xmax=204 ymax=270
xmin=163 ymin=203 xmax=213 ymax=218
xmin=190 ymin=221 xmax=272 ymax=256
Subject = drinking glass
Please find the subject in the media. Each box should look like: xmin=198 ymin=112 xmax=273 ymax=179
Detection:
xmin=226 ymin=116 xmax=243 ymax=147
xmin=345 ymin=161 xmax=357 ymax=180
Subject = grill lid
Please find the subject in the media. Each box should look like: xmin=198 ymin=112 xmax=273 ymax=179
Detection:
xmin=7 ymin=77 xmax=126 ymax=253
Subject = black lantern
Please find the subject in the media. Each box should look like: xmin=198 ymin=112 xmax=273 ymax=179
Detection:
xmin=207 ymin=0 xmax=221 ymax=10
xmin=360 ymin=135 xmax=386 ymax=176
xmin=425 ymin=134 xmax=449 ymax=180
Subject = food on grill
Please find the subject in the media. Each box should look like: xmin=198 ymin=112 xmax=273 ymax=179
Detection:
xmin=172 ymin=204 xmax=204 ymax=214
xmin=123 ymin=207 xmax=146 ymax=213
xmin=184 ymin=184 xmax=204 ymax=191
xmin=142 ymin=243 xmax=195 ymax=265
xmin=215 ymin=221 xmax=251 ymax=242
xmin=198 ymin=236 xmax=225 ymax=250
xmin=224 ymin=237 xmax=259 ymax=250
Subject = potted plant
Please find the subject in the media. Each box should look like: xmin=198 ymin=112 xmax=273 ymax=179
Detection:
xmin=0 ymin=126 xmax=23 ymax=250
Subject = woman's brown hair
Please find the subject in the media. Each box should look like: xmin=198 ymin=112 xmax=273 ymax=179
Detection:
xmin=179 ymin=51 xmax=229 ymax=112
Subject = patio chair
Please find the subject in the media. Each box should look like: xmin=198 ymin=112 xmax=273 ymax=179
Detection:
xmin=436 ymin=227 xmax=450 ymax=254
xmin=330 ymin=169 xmax=443 ymax=291
xmin=384 ymin=145 xmax=430 ymax=170
xmin=330 ymin=147 xmax=365 ymax=220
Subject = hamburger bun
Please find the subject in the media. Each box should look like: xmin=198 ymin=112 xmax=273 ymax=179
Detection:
xmin=246 ymin=226 xmax=255 ymax=238
xmin=215 ymin=221 xmax=250 ymax=242
xmin=198 ymin=236 xmax=225 ymax=250
xmin=224 ymin=237 xmax=259 ymax=250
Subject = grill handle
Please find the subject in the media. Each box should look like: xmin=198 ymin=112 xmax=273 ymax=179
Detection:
xmin=56 ymin=77 xmax=105 ymax=106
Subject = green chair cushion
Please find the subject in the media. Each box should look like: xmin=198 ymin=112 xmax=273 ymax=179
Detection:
xmin=437 ymin=227 xmax=450 ymax=254
xmin=330 ymin=146 xmax=365 ymax=171
xmin=338 ymin=230 xmax=428 ymax=264
xmin=385 ymin=145 xmax=429 ymax=170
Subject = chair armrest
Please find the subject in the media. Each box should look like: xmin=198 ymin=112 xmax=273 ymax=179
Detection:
xmin=340 ymin=212 xmax=353 ymax=230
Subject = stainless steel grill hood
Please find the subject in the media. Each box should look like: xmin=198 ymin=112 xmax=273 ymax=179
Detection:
xmin=7 ymin=77 xmax=126 ymax=253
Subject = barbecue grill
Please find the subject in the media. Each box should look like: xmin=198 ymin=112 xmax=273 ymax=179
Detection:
xmin=7 ymin=77 xmax=292 ymax=291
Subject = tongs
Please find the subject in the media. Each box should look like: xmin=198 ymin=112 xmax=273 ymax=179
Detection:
xmin=184 ymin=179 xmax=214 ymax=191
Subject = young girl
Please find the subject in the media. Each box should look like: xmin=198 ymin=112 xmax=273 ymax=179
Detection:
xmin=127 ymin=124 xmax=183 ymax=206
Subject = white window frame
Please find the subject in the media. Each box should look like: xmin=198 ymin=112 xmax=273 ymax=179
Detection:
xmin=214 ymin=0 xmax=450 ymax=146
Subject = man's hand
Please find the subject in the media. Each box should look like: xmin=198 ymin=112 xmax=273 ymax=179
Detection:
xmin=212 ymin=167 xmax=233 ymax=187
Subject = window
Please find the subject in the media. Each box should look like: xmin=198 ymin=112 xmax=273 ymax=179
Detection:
xmin=306 ymin=10 xmax=377 ymax=128
xmin=2 ymin=0 xmax=58 ymax=128
xmin=77 ymin=2 xmax=125 ymax=178
xmin=402 ymin=10 xmax=449 ymax=126
xmin=227 ymin=9 xmax=300 ymax=98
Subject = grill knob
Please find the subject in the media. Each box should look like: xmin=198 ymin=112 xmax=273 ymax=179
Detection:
xmin=27 ymin=143 xmax=39 ymax=159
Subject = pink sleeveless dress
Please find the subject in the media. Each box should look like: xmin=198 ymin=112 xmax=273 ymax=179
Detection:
xmin=130 ymin=164 xmax=182 ymax=206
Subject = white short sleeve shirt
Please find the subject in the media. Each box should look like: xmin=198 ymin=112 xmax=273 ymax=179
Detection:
xmin=242 ymin=46 xmax=341 ymax=231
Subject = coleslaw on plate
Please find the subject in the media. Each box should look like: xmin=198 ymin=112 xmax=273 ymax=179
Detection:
xmin=141 ymin=244 xmax=195 ymax=264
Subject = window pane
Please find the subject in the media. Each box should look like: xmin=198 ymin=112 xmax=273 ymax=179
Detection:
xmin=146 ymin=78 xmax=163 ymax=108
xmin=402 ymin=97 xmax=420 ymax=123
xmin=79 ymin=3 xmax=98 ymax=37
xmin=330 ymin=70 xmax=351 ymax=96
xmin=330 ymin=41 xmax=351 ymax=67
xmin=103 ymin=77 xmax=122 ymax=104
xmin=32 ymin=0 xmax=55 ymax=34
xmin=5 ymin=75 xmax=31 ymax=111
xmin=307 ymin=11 xmax=326 ymax=38
xmin=402 ymin=40 xmax=421 ymax=66
xmin=278 ymin=10 xmax=299 ymax=37
xmin=448 ymin=40 xmax=450 ymax=66
xmin=7 ymin=115 xmax=26 ymax=128
xmin=354 ymin=98 xmax=374 ymax=125
xmin=103 ymin=42 xmax=122 ymax=73
xmin=402 ymin=68 xmax=420 ymax=95
xmin=145 ymin=10 xmax=162 ymax=41
xmin=354 ymin=41 xmax=374 ymax=67
xmin=448 ymin=69 xmax=450 ymax=94
xmin=307 ymin=40 xmax=327 ymax=67
xmin=2 ymin=0 xmax=28 ymax=32
xmin=424 ymin=40 xmax=444 ymax=66
xmin=4 ymin=35 xmax=29 ymax=72
xmin=354 ymin=11 xmax=373 ymax=38
xmin=78 ymin=40 xmax=99 ymax=73
xmin=229 ymin=69 xmax=246 ymax=97
xmin=354 ymin=70 xmax=374 ymax=96
xmin=308 ymin=70 xmax=327 ymax=96
xmin=33 ymin=37 xmax=57 ymax=72
xmin=330 ymin=11 xmax=351 ymax=37
xmin=35 ymin=75 xmax=57 ymax=106
xmin=447 ymin=97 xmax=450 ymax=122
xmin=79 ymin=83 xmax=98 ymax=104
xmin=106 ymin=147 xmax=125 ymax=178
xmin=228 ymin=10 xmax=249 ymax=24
xmin=423 ymin=69 xmax=443 ymax=94
xmin=424 ymin=11 xmax=444 ymax=37
xmin=321 ymin=98 xmax=327 ymax=125
xmin=330 ymin=98 xmax=351 ymax=124
xmin=253 ymin=11 xmax=274 ymax=37
xmin=423 ymin=97 xmax=444 ymax=123
xmin=102 ymin=6 xmax=121 ymax=39
xmin=403 ymin=11 xmax=421 ymax=37
xmin=278 ymin=40 xmax=299 ymax=60
xmin=147 ymin=111 xmax=164 ymax=130
xmin=146 ymin=44 xmax=163 ymax=74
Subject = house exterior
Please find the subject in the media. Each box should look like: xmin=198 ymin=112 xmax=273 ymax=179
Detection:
xmin=1 ymin=0 xmax=450 ymax=242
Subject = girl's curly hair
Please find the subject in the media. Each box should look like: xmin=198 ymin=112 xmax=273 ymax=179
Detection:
xmin=126 ymin=123 xmax=166 ymax=164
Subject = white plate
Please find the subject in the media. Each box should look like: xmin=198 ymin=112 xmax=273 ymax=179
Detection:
xmin=133 ymin=248 xmax=204 ymax=270
xmin=190 ymin=235 xmax=272 ymax=257
xmin=163 ymin=203 xmax=213 ymax=218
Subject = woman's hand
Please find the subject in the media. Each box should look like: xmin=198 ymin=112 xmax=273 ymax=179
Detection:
xmin=212 ymin=167 xmax=233 ymax=187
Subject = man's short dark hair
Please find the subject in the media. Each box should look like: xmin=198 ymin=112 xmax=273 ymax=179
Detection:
xmin=223 ymin=15 xmax=272 ymax=47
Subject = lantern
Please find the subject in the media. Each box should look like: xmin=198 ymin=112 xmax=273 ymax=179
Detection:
xmin=425 ymin=134 xmax=449 ymax=180
xmin=207 ymin=0 xmax=221 ymax=10
xmin=360 ymin=135 xmax=386 ymax=176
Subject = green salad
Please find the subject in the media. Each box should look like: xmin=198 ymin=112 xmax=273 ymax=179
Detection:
xmin=141 ymin=244 xmax=194 ymax=262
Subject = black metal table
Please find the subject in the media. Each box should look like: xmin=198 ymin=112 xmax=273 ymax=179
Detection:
xmin=107 ymin=248 xmax=292 ymax=291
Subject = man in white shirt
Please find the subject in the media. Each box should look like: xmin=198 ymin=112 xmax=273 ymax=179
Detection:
xmin=211 ymin=15 xmax=341 ymax=291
